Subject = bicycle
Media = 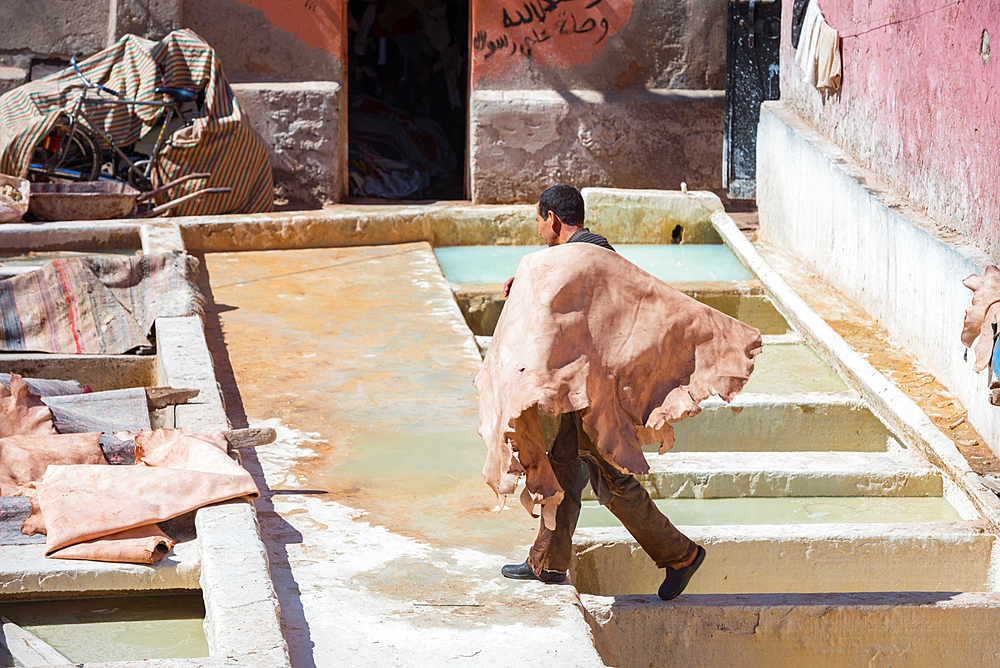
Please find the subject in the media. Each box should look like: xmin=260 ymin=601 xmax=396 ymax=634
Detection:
xmin=29 ymin=52 xmax=202 ymax=192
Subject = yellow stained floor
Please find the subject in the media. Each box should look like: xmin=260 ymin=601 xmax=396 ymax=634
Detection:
xmin=201 ymin=242 xmax=604 ymax=668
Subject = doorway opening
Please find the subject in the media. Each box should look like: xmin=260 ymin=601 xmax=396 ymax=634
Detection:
xmin=346 ymin=0 xmax=468 ymax=201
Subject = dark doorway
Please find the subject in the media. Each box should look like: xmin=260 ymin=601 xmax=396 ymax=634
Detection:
xmin=723 ymin=0 xmax=781 ymax=201
xmin=346 ymin=0 xmax=468 ymax=201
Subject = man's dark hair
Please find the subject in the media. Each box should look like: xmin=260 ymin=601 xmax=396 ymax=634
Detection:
xmin=538 ymin=184 xmax=585 ymax=227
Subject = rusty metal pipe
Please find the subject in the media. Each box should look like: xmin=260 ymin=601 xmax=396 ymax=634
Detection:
xmin=138 ymin=186 xmax=231 ymax=217
xmin=135 ymin=172 xmax=212 ymax=203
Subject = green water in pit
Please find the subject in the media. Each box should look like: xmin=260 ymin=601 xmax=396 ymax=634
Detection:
xmin=434 ymin=245 xmax=754 ymax=284
xmin=0 ymin=594 xmax=208 ymax=666
xmin=696 ymin=293 xmax=790 ymax=335
xmin=743 ymin=344 xmax=849 ymax=394
xmin=577 ymin=496 xmax=962 ymax=527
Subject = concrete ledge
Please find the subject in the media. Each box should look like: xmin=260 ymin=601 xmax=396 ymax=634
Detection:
xmin=0 ymin=66 xmax=28 ymax=96
xmin=451 ymin=278 xmax=777 ymax=338
xmin=573 ymin=522 xmax=995 ymax=597
xmin=0 ymin=220 xmax=141 ymax=251
xmin=176 ymin=204 xmax=539 ymax=251
xmin=632 ymin=451 xmax=940 ymax=499
xmin=157 ymin=314 xmax=289 ymax=666
xmin=668 ymin=391 xmax=892 ymax=453
xmin=141 ymin=221 xmax=186 ymax=254
xmin=470 ymin=90 xmax=726 ymax=204
xmin=155 ymin=316 xmax=227 ymax=430
xmin=581 ymin=188 xmax=723 ymax=244
xmin=755 ymin=102 xmax=1000 ymax=460
xmin=0 ymin=539 xmax=200 ymax=597
xmin=711 ymin=211 xmax=1000 ymax=532
xmin=196 ymin=503 xmax=289 ymax=667
xmin=0 ymin=354 xmax=158 ymax=391
xmin=581 ymin=591 xmax=1000 ymax=668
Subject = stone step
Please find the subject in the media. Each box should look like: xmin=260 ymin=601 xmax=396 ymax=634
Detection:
xmin=572 ymin=521 xmax=994 ymax=596
xmin=580 ymin=591 xmax=1000 ymax=668
xmin=667 ymin=391 xmax=895 ymax=452
xmin=621 ymin=450 xmax=941 ymax=499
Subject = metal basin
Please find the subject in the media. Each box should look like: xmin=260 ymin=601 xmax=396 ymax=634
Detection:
xmin=28 ymin=181 xmax=139 ymax=221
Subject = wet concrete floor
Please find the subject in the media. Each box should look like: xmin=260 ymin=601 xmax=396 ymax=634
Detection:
xmin=201 ymin=243 xmax=604 ymax=668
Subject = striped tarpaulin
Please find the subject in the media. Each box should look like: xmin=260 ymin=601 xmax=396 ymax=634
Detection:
xmin=150 ymin=30 xmax=274 ymax=216
xmin=0 ymin=35 xmax=161 ymax=181
xmin=0 ymin=252 xmax=202 ymax=354
xmin=0 ymin=29 xmax=273 ymax=216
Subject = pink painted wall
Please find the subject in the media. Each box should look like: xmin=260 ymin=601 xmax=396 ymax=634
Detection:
xmin=235 ymin=0 xmax=345 ymax=58
xmin=781 ymin=0 xmax=1000 ymax=257
xmin=469 ymin=0 xmax=730 ymax=91
xmin=185 ymin=0 xmax=345 ymax=82
xmin=470 ymin=0 xmax=632 ymax=86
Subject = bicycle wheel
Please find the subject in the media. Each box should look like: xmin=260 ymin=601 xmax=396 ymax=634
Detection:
xmin=29 ymin=123 xmax=101 ymax=182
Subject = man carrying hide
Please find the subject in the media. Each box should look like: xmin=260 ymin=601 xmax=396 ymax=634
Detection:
xmin=475 ymin=185 xmax=762 ymax=600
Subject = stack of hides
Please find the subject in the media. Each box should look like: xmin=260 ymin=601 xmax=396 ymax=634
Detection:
xmin=0 ymin=252 xmax=202 ymax=354
xmin=962 ymin=265 xmax=1000 ymax=371
xmin=0 ymin=374 xmax=258 ymax=563
xmin=347 ymin=96 xmax=456 ymax=199
xmin=475 ymin=244 xmax=763 ymax=530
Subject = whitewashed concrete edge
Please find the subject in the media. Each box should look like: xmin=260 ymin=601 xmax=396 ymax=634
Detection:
xmin=755 ymin=101 xmax=1000 ymax=461
xmin=153 ymin=314 xmax=290 ymax=667
xmin=711 ymin=211 xmax=1000 ymax=537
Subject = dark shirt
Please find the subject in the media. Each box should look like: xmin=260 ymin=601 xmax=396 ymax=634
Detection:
xmin=567 ymin=228 xmax=615 ymax=252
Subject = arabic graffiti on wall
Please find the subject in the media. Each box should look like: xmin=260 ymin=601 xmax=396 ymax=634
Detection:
xmin=235 ymin=0 xmax=344 ymax=57
xmin=471 ymin=0 xmax=633 ymax=83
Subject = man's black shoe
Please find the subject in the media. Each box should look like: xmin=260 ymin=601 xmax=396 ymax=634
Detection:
xmin=501 ymin=559 xmax=567 ymax=583
xmin=658 ymin=545 xmax=706 ymax=601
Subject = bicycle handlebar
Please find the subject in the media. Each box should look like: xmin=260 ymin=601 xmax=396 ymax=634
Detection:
xmin=71 ymin=52 xmax=121 ymax=98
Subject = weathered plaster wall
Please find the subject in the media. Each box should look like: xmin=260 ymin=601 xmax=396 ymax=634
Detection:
xmin=469 ymin=0 xmax=730 ymax=204
xmin=471 ymin=0 xmax=727 ymax=90
xmin=182 ymin=0 xmax=344 ymax=83
xmin=0 ymin=1 xmax=109 ymax=65
xmin=111 ymin=0 xmax=183 ymax=44
xmin=183 ymin=0 xmax=345 ymax=202
xmin=0 ymin=0 xmax=182 ymax=68
xmin=780 ymin=0 xmax=1000 ymax=259
xmin=471 ymin=89 xmax=724 ymax=204
xmin=233 ymin=82 xmax=345 ymax=204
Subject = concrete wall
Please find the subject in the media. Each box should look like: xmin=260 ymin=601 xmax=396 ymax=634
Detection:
xmin=182 ymin=0 xmax=344 ymax=83
xmin=233 ymin=82 xmax=345 ymax=206
xmin=2 ymin=0 xmax=729 ymax=205
xmin=468 ymin=0 xmax=730 ymax=204
xmin=185 ymin=0 xmax=346 ymax=203
xmin=471 ymin=0 xmax=726 ymax=90
xmin=757 ymin=102 xmax=1000 ymax=457
xmin=0 ymin=0 xmax=182 ymax=68
xmin=0 ymin=1 xmax=110 ymax=66
xmin=470 ymin=89 xmax=724 ymax=204
xmin=780 ymin=0 xmax=1000 ymax=260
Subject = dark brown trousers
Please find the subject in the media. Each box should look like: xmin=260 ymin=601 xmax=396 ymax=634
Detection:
xmin=527 ymin=412 xmax=696 ymax=575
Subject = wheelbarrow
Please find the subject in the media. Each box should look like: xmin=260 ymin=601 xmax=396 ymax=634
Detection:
xmin=27 ymin=173 xmax=231 ymax=222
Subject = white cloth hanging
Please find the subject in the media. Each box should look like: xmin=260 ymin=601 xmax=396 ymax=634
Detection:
xmin=794 ymin=0 xmax=841 ymax=90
